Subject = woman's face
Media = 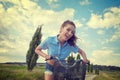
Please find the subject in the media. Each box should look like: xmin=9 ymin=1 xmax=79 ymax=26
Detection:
xmin=60 ymin=24 xmax=75 ymax=41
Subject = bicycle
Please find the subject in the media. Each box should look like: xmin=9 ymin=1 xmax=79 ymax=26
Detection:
xmin=49 ymin=57 xmax=88 ymax=80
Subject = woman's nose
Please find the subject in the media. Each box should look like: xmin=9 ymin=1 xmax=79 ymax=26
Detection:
xmin=68 ymin=31 xmax=73 ymax=36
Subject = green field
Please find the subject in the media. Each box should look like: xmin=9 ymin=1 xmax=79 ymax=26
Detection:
xmin=93 ymin=71 xmax=120 ymax=80
xmin=0 ymin=64 xmax=45 ymax=80
xmin=0 ymin=64 xmax=120 ymax=80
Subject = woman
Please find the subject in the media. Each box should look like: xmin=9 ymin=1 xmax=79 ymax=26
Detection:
xmin=35 ymin=20 xmax=89 ymax=80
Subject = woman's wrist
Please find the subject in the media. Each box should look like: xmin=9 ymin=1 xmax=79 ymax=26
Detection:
xmin=44 ymin=55 xmax=49 ymax=60
xmin=44 ymin=55 xmax=48 ymax=59
xmin=44 ymin=55 xmax=52 ymax=61
xmin=83 ymin=59 xmax=89 ymax=63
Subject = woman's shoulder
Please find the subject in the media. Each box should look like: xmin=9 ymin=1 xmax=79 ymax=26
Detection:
xmin=47 ymin=36 xmax=56 ymax=39
xmin=45 ymin=36 xmax=56 ymax=41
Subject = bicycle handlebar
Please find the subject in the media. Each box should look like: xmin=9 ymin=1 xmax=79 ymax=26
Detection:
xmin=46 ymin=56 xmax=90 ymax=69
xmin=47 ymin=56 xmax=85 ymax=69
xmin=58 ymin=59 xmax=82 ymax=69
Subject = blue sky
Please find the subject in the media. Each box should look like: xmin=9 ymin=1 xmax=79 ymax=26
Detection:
xmin=0 ymin=0 xmax=120 ymax=67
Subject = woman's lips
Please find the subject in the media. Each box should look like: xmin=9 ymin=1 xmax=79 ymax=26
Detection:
xmin=65 ymin=34 xmax=70 ymax=40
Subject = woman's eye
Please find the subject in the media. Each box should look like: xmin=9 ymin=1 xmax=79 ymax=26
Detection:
xmin=67 ymin=28 xmax=70 ymax=31
xmin=66 ymin=28 xmax=74 ymax=34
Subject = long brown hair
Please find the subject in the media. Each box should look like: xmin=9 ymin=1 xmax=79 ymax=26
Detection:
xmin=60 ymin=20 xmax=77 ymax=46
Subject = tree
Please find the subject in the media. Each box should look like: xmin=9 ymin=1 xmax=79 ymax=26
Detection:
xmin=26 ymin=25 xmax=43 ymax=71
xmin=67 ymin=53 xmax=75 ymax=64
xmin=95 ymin=68 xmax=99 ymax=75
xmin=90 ymin=63 xmax=93 ymax=73
xmin=76 ymin=54 xmax=81 ymax=60
xmin=87 ymin=63 xmax=90 ymax=73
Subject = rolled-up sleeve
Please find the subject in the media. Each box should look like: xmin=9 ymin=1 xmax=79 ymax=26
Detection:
xmin=71 ymin=45 xmax=79 ymax=53
xmin=39 ymin=38 xmax=49 ymax=50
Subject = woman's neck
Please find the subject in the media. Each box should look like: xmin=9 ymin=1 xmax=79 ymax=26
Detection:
xmin=57 ymin=35 xmax=65 ymax=46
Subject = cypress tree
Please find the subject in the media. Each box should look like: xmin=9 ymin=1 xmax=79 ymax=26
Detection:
xmin=90 ymin=63 xmax=93 ymax=73
xmin=67 ymin=53 xmax=75 ymax=64
xmin=76 ymin=54 xmax=81 ymax=60
xmin=26 ymin=25 xmax=43 ymax=71
xmin=95 ymin=68 xmax=99 ymax=75
xmin=87 ymin=63 xmax=90 ymax=73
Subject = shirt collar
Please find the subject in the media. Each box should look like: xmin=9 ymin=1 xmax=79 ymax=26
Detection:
xmin=54 ymin=35 xmax=68 ymax=46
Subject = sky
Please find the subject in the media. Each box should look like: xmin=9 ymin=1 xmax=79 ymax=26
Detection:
xmin=0 ymin=0 xmax=120 ymax=67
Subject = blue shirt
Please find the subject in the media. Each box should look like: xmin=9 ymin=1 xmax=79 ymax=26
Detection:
xmin=39 ymin=36 xmax=79 ymax=60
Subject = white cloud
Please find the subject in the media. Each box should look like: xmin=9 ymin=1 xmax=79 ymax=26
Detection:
xmin=87 ymin=7 xmax=120 ymax=45
xmin=0 ymin=56 xmax=12 ymax=63
xmin=0 ymin=3 xmax=5 ymax=13
xmin=47 ymin=0 xmax=58 ymax=4
xmin=81 ymin=18 xmax=87 ymax=22
xmin=97 ymin=30 xmax=105 ymax=35
xmin=0 ymin=48 xmax=8 ymax=53
xmin=87 ymin=7 xmax=120 ymax=29
xmin=80 ymin=0 xmax=91 ymax=6
xmin=109 ymin=26 xmax=120 ymax=41
xmin=87 ymin=14 xmax=104 ymax=28
xmin=0 ymin=55 xmax=25 ymax=63
xmin=90 ymin=49 xmax=120 ymax=66
xmin=74 ymin=20 xmax=83 ymax=28
xmin=102 ymin=25 xmax=120 ymax=44
xmin=46 ymin=0 xmax=59 ymax=8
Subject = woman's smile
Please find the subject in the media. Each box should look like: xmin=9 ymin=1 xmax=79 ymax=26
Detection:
xmin=64 ymin=34 xmax=71 ymax=40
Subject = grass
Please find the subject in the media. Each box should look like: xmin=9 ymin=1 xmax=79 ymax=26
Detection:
xmin=0 ymin=64 xmax=45 ymax=80
xmin=93 ymin=70 xmax=120 ymax=80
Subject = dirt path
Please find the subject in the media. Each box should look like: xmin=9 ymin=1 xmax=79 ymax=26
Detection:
xmin=85 ymin=74 xmax=96 ymax=80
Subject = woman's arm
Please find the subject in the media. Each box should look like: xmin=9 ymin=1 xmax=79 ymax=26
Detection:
xmin=35 ymin=45 xmax=55 ymax=65
xmin=78 ymin=48 xmax=89 ymax=63
xmin=35 ymin=45 xmax=51 ymax=60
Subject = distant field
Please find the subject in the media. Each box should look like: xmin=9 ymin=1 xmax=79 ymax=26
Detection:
xmin=0 ymin=64 xmax=45 ymax=80
xmin=93 ymin=70 xmax=120 ymax=80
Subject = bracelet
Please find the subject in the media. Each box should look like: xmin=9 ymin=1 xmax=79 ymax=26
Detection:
xmin=45 ymin=56 xmax=53 ymax=61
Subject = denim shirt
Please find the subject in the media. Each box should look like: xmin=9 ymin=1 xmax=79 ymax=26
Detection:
xmin=39 ymin=36 xmax=79 ymax=60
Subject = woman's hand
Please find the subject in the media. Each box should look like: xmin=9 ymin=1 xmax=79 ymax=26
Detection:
xmin=45 ymin=55 xmax=56 ymax=65
xmin=45 ymin=55 xmax=51 ymax=61
xmin=47 ymin=59 xmax=56 ymax=66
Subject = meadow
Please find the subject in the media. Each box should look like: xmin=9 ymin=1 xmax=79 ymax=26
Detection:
xmin=93 ymin=71 xmax=120 ymax=80
xmin=0 ymin=64 xmax=44 ymax=80
xmin=0 ymin=63 xmax=120 ymax=80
